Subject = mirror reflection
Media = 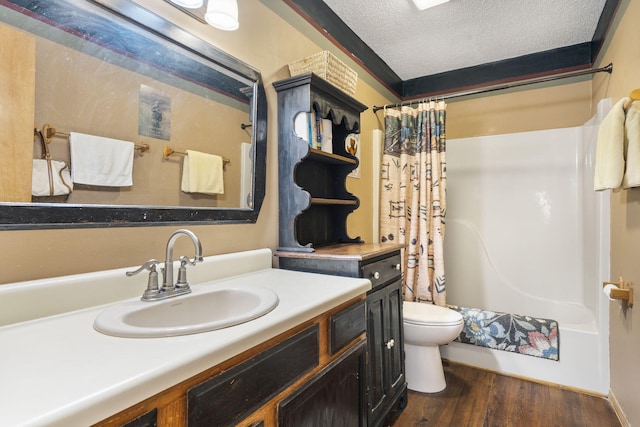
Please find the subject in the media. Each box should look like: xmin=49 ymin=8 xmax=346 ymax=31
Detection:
xmin=0 ymin=0 xmax=267 ymax=228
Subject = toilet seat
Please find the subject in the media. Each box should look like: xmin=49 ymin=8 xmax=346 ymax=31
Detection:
xmin=403 ymin=301 xmax=463 ymax=327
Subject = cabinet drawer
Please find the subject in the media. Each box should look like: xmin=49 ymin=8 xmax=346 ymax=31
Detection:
xmin=187 ymin=325 xmax=319 ymax=426
xmin=362 ymin=253 xmax=401 ymax=290
xmin=330 ymin=299 xmax=366 ymax=354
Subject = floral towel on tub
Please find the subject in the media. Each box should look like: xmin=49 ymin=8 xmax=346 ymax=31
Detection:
xmin=447 ymin=305 xmax=559 ymax=361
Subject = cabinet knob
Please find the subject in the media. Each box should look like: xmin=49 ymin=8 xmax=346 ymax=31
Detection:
xmin=372 ymin=271 xmax=380 ymax=280
xmin=386 ymin=339 xmax=395 ymax=349
xmin=394 ymin=263 xmax=401 ymax=271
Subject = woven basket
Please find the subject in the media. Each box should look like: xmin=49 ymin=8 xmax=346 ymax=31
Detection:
xmin=288 ymin=51 xmax=357 ymax=96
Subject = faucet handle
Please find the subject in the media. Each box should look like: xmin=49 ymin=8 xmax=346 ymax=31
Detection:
xmin=126 ymin=259 xmax=161 ymax=301
xmin=126 ymin=259 xmax=160 ymax=277
xmin=175 ymin=256 xmax=192 ymax=289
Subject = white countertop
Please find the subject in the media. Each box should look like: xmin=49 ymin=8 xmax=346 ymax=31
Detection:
xmin=0 ymin=250 xmax=370 ymax=427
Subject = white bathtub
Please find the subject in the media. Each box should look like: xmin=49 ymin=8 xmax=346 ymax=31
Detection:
xmin=440 ymin=106 xmax=611 ymax=395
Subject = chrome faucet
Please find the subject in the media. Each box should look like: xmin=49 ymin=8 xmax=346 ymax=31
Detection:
xmin=162 ymin=229 xmax=204 ymax=292
xmin=126 ymin=229 xmax=204 ymax=301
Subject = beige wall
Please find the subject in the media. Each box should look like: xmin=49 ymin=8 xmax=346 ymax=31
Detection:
xmin=592 ymin=0 xmax=639 ymax=424
xmin=446 ymin=79 xmax=592 ymax=139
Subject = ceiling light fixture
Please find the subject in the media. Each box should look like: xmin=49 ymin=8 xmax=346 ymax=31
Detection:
xmin=205 ymin=0 xmax=239 ymax=31
xmin=169 ymin=0 xmax=204 ymax=9
xmin=411 ymin=0 xmax=450 ymax=10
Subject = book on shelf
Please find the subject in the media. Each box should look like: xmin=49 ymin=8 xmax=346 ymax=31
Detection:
xmin=320 ymin=118 xmax=332 ymax=153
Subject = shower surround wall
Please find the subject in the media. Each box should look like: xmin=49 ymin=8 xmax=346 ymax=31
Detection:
xmin=440 ymin=110 xmax=610 ymax=394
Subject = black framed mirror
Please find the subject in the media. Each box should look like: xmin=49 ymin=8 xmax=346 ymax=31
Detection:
xmin=0 ymin=0 xmax=266 ymax=229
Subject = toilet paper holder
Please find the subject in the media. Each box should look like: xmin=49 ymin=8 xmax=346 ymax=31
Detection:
xmin=602 ymin=277 xmax=634 ymax=308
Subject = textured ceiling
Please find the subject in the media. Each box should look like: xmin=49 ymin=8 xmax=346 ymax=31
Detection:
xmin=321 ymin=0 xmax=607 ymax=81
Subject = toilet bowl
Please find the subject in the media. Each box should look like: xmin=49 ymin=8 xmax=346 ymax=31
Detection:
xmin=403 ymin=301 xmax=464 ymax=393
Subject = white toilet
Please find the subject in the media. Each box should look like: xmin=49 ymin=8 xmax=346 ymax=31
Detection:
xmin=403 ymin=301 xmax=464 ymax=393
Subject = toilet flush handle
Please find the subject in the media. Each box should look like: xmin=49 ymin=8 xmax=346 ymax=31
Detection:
xmin=386 ymin=339 xmax=395 ymax=349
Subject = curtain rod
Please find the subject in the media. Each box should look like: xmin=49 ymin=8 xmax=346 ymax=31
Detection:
xmin=372 ymin=63 xmax=613 ymax=113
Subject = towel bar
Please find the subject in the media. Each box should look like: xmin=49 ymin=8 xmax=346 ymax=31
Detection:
xmin=38 ymin=123 xmax=150 ymax=156
xmin=163 ymin=145 xmax=230 ymax=166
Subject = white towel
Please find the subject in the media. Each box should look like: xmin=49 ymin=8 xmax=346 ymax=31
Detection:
xmin=623 ymin=105 xmax=640 ymax=188
xmin=181 ymin=150 xmax=224 ymax=195
xmin=69 ymin=132 xmax=134 ymax=187
xmin=594 ymin=97 xmax=628 ymax=191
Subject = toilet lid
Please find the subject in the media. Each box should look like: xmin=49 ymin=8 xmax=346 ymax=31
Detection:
xmin=403 ymin=301 xmax=463 ymax=326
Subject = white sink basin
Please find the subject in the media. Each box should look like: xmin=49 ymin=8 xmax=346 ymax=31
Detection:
xmin=94 ymin=285 xmax=279 ymax=338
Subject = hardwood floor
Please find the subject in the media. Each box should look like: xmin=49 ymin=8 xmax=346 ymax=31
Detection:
xmin=389 ymin=361 xmax=621 ymax=427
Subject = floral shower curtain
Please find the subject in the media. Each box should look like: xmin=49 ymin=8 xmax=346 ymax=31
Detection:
xmin=380 ymin=101 xmax=447 ymax=306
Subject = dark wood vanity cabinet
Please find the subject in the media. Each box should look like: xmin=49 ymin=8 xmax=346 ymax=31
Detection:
xmin=273 ymin=73 xmax=367 ymax=253
xmin=277 ymin=244 xmax=408 ymax=427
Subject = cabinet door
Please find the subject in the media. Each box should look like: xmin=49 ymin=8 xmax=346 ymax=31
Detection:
xmin=366 ymin=286 xmax=387 ymax=421
xmin=279 ymin=340 xmax=366 ymax=426
xmin=385 ymin=279 xmax=405 ymax=399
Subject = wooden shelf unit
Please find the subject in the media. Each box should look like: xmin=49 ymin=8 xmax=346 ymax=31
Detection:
xmin=274 ymin=72 xmax=367 ymax=252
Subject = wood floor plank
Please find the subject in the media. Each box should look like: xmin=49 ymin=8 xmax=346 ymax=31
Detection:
xmin=486 ymin=374 xmax=549 ymax=426
xmin=389 ymin=361 xmax=620 ymax=427
xmin=446 ymin=363 xmax=493 ymax=426
xmin=560 ymin=388 xmax=621 ymax=427
xmin=391 ymin=362 xmax=492 ymax=426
